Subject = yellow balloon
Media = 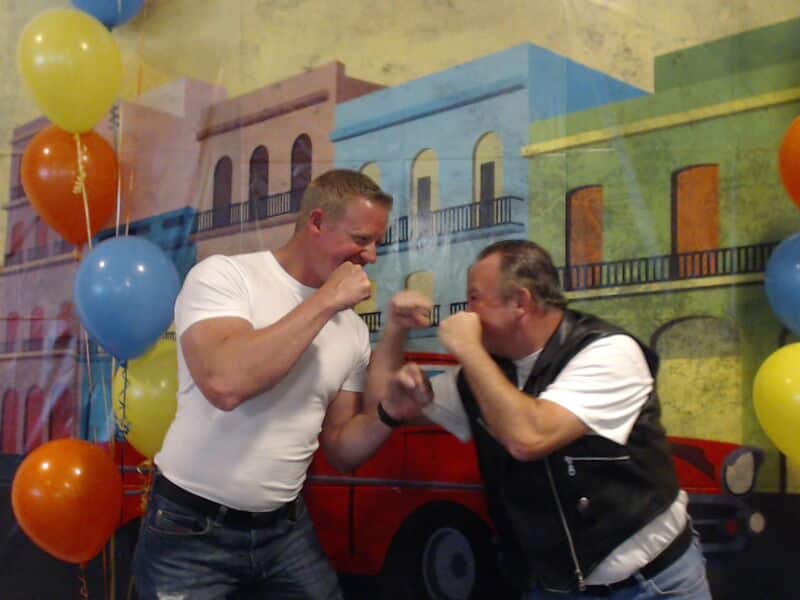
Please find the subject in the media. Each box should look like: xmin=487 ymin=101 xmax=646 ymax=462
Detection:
xmin=113 ymin=339 xmax=178 ymax=459
xmin=753 ymin=343 xmax=800 ymax=462
xmin=17 ymin=9 xmax=122 ymax=133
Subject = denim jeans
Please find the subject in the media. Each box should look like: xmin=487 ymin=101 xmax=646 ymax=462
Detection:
xmin=523 ymin=534 xmax=711 ymax=600
xmin=132 ymin=491 xmax=343 ymax=599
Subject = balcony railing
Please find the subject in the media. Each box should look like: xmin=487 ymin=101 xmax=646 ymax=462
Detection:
xmin=195 ymin=188 xmax=305 ymax=234
xmin=52 ymin=239 xmax=73 ymax=256
xmin=380 ymin=196 xmax=523 ymax=246
xmin=4 ymin=252 xmax=23 ymax=267
xmin=359 ymin=311 xmax=382 ymax=334
xmin=561 ymin=242 xmax=777 ymax=291
xmin=26 ymin=245 xmax=49 ymax=261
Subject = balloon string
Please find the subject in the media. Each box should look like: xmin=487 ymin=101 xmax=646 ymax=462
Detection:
xmin=78 ymin=563 xmax=89 ymax=600
xmin=116 ymin=363 xmax=131 ymax=440
xmin=82 ymin=328 xmax=96 ymax=442
xmin=73 ymin=133 xmax=93 ymax=250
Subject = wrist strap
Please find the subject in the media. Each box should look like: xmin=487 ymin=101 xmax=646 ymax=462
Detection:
xmin=377 ymin=402 xmax=403 ymax=428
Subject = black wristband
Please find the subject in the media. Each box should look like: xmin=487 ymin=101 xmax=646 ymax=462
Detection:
xmin=377 ymin=402 xmax=403 ymax=428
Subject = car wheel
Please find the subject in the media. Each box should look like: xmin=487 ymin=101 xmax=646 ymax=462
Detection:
xmin=380 ymin=502 xmax=507 ymax=600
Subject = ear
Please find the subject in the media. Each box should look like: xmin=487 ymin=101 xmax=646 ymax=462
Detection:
xmin=307 ymin=208 xmax=325 ymax=234
xmin=513 ymin=287 xmax=534 ymax=314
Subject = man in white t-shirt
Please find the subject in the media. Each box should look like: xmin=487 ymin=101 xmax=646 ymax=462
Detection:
xmin=133 ymin=170 xmax=431 ymax=600
xmin=370 ymin=240 xmax=712 ymax=599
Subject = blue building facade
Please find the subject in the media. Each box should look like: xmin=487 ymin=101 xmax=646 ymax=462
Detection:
xmin=333 ymin=44 xmax=645 ymax=349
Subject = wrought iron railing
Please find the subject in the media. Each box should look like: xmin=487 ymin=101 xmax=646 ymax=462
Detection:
xmin=379 ymin=196 xmax=523 ymax=246
xmin=26 ymin=245 xmax=49 ymax=261
xmin=195 ymin=188 xmax=305 ymax=234
xmin=561 ymin=242 xmax=777 ymax=291
xmin=359 ymin=311 xmax=382 ymax=334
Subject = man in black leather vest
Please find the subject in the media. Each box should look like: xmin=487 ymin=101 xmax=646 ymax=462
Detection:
xmin=369 ymin=240 xmax=711 ymax=599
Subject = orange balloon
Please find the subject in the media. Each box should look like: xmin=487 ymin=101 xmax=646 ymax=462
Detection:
xmin=21 ymin=125 xmax=118 ymax=246
xmin=779 ymin=116 xmax=800 ymax=210
xmin=11 ymin=439 xmax=123 ymax=564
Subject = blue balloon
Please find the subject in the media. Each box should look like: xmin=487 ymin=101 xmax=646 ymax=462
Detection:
xmin=71 ymin=0 xmax=145 ymax=29
xmin=74 ymin=237 xmax=180 ymax=361
xmin=765 ymin=233 xmax=800 ymax=335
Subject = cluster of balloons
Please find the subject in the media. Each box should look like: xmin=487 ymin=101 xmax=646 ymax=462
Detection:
xmin=752 ymin=119 xmax=800 ymax=463
xmin=12 ymin=1 xmax=178 ymax=568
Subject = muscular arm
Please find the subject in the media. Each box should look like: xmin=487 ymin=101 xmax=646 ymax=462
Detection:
xmin=180 ymin=292 xmax=341 ymax=411
xmin=181 ymin=260 xmax=371 ymax=411
xmin=318 ymin=389 xmax=396 ymax=473
xmin=439 ymin=312 xmax=588 ymax=462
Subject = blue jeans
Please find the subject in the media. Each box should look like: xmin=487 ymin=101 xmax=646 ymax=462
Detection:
xmin=132 ymin=491 xmax=343 ymax=599
xmin=523 ymin=534 xmax=711 ymax=600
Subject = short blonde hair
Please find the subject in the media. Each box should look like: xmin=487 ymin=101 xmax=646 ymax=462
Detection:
xmin=296 ymin=169 xmax=393 ymax=228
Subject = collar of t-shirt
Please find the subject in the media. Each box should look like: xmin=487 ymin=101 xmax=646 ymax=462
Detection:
xmin=513 ymin=349 xmax=542 ymax=390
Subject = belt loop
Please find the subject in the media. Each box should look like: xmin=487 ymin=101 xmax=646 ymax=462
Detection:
xmin=216 ymin=505 xmax=228 ymax=524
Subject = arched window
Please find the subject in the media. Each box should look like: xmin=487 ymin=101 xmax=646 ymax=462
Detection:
xmin=411 ymin=149 xmax=439 ymax=237
xmin=7 ymin=221 xmax=25 ymax=266
xmin=29 ymin=307 xmax=44 ymax=351
xmin=474 ymin=133 xmax=504 ymax=228
xmin=54 ymin=302 xmax=74 ymax=349
xmin=24 ymin=386 xmax=46 ymax=451
xmin=290 ymin=134 xmax=312 ymax=211
xmin=361 ymin=162 xmax=382 ymax=187
xmin=212 ymin=156 xmax=233 ymax=228
xmin=5 ymin=312 xmax=20 ymax=353
xmin=1 ymin=390 xmax=22 ymax=453
xmin=50 ymin=389 xmax=75 ymax=440
xmin=249 ymin=146 xmax=269 ymax=203
xmin=671 ymin=164 xmax=720 ymax=277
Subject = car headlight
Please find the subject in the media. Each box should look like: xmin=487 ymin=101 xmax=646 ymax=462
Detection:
xmin=722 ymin=447 xmax=763 ymax=495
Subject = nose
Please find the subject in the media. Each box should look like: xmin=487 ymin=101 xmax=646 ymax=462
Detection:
xmin=361 ymin=242 xmax=377 ymax=264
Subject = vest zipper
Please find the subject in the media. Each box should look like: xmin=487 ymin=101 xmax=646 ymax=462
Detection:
xmin=545 ymin=456 xmax=586 ymax=591
xmin=564 ymin=455 xmax=631 ymax=476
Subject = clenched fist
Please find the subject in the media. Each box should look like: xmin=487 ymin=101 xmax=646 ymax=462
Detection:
xmin=388 ymin=290 xmax=434 ymax=330
xmin=438 ymin=311 xmax=483 ymax=359
xmin=320 ymin=262 xmax=372 ymax=312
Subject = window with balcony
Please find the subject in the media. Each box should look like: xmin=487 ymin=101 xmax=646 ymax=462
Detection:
xmin=49 ymin=389 xmax=76 ymax=440
xmin=291 ymin=134 xmax=312 ymax=212
xmin=1 ymin=389 xmax=22 ymax=454
xmin=5 ymin=312 xmax=20 ymax=353
xmin=412 ymin=149 xmax=439 ymax=237
xmin=249 ymin=146 xmax=269 ymax=205
xmin=28 ymin=307 xmax=44 ymax=352
xmin=566 ymin=185 xmax=604 ymax=290
xmin=6 ymin=221 xmax=26 ymax=266
xmin=24 ymin=386 xmax=46 ymax=451
xmin=212 ymin=156 xmax=233 ymax=228
xmin=672 ymin=165 xmax=720 ymax=278
xmin=474 ymin=133 xmax=504 ymax=228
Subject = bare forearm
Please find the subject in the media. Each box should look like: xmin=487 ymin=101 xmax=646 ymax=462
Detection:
xmin=198 ymin=293 xmax=340 ymax=409
xmin=364 ymin=322 xmax=409 ymax=411
xmin=323 ymin=412 xmax=393 ymax=472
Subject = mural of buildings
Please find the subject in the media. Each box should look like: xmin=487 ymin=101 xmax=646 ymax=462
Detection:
xmin=523 ymin=18 xmax=800 ymax=491
xmin=332 ymin=44 xmax=645 ymax=347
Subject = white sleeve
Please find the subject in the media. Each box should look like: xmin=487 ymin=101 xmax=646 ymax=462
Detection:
xmin=422 ymin=369 xmax=472 ymax=442
xmin=174 ymin=255 xmax=252 ymax=336
xmin=538 ymin=335 xmax=653 ymax=445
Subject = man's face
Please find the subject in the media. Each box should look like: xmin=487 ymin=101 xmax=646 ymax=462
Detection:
xmin=316 ymin=196 xmax=389 ymax=277
xmin=466 ymin=253 xmax=518 ymax=356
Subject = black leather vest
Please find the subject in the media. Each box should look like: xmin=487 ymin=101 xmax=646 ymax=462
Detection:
xmin=456 ymin=310 xmax=679 ymax=592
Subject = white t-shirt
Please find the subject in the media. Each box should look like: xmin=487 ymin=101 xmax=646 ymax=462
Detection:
xmin=155 ymin=252 xmax=371 ymax=511
xmin=422 ymin=335 xmax=687 ymax=585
